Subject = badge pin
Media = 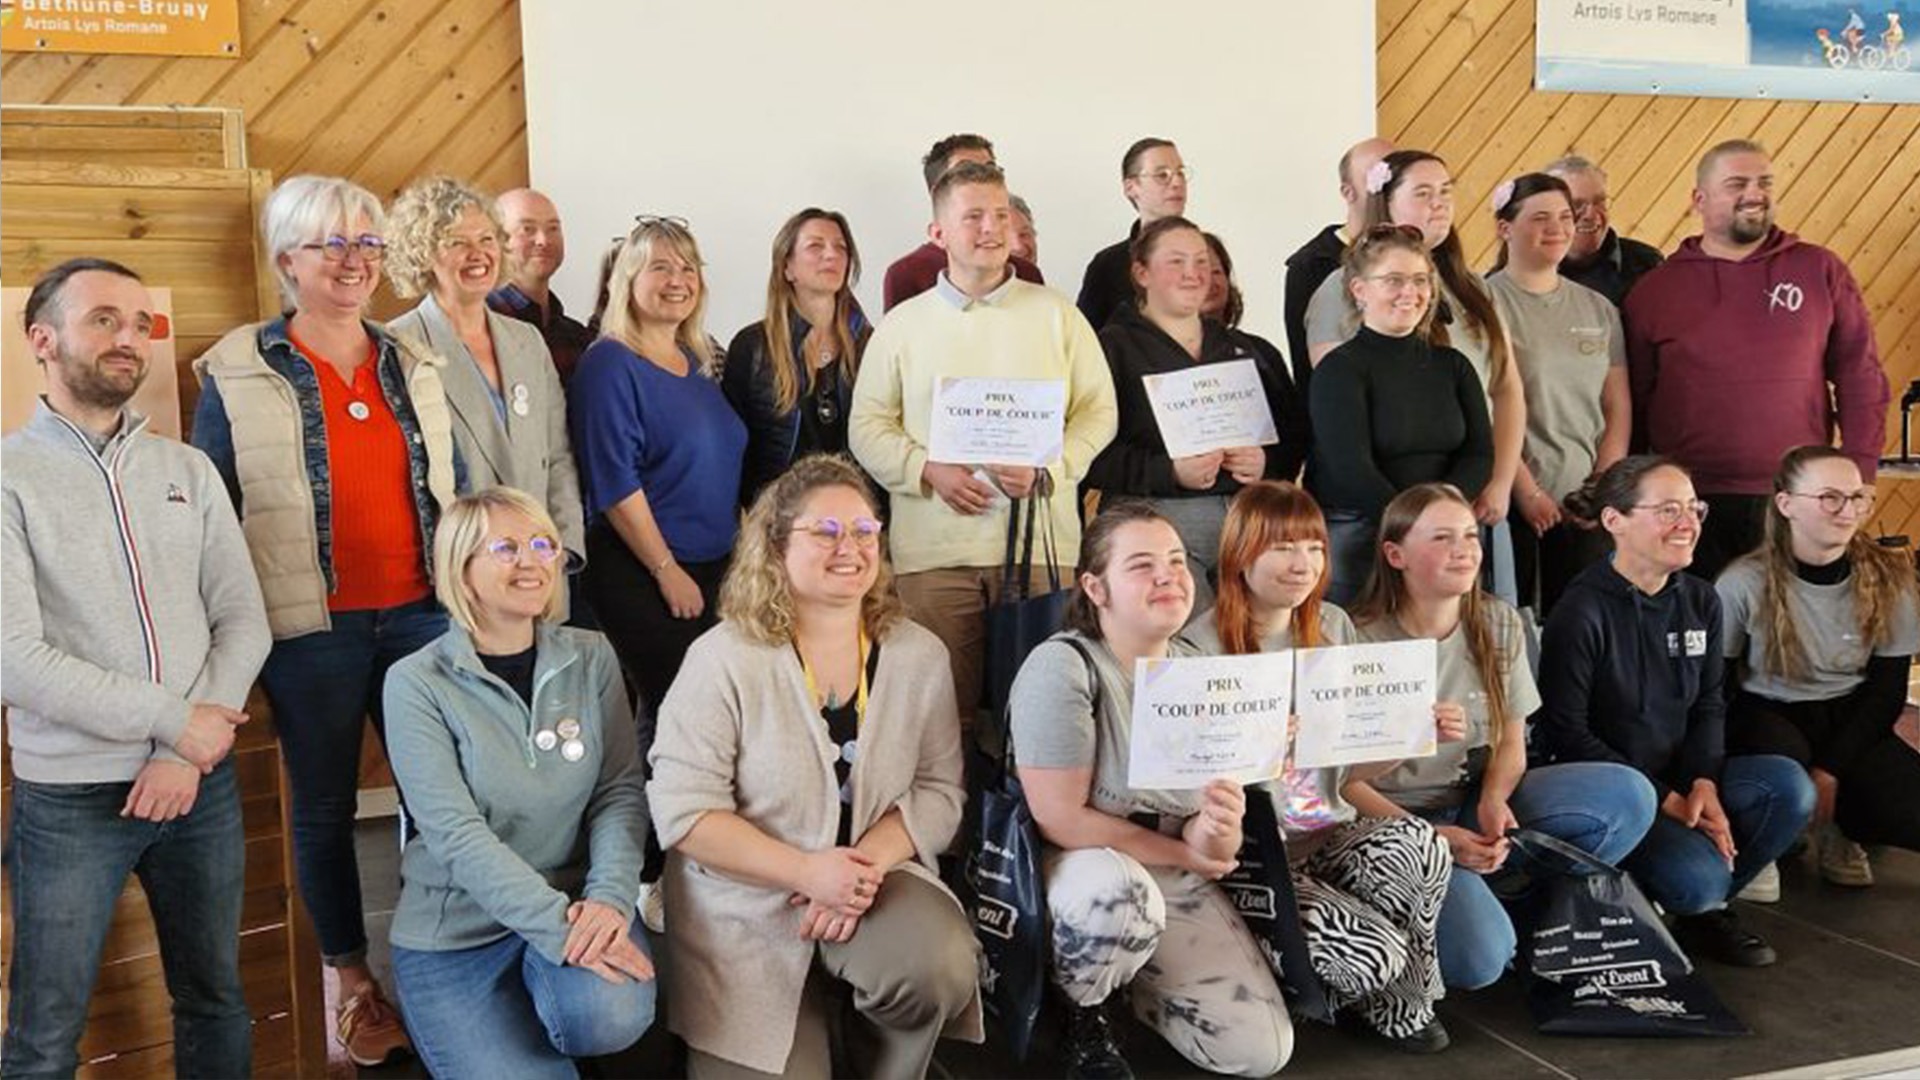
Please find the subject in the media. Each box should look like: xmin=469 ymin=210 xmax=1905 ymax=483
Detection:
xmin=512 ymin=398 xmax=531 ymax=417
xmin=556 ymin=718 xmax=581 ymax=740
xmin=347 ymin=401 xmax=372 ymax=422
xmin=511 ymin=382 xmax=530 ymax=401
xmin=533 ymin=729 xmax=559 ymax=752
xmin=560 ymin=738 xmax=586 ymax=762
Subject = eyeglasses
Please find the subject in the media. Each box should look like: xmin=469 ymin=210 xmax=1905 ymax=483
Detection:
xmin=1630 ymin=500 xmax=1711 ymax=526
xmin=299 ymin=234 xmax=386 ymax=263
xmin=1786 ymin=489 xmax=1876 ymax=515
xmin=790 ymin=516 xmax=883 ymax=550
xmin=481 ymin=534 xmax=563 ymax=564
xmin=439 ymin=232 xmax=501 ymax=256
xmin=1365 ymin=272 xmax=1435 ymax=292
xmin=1128 ymin=166 xmax=1193 ymax=186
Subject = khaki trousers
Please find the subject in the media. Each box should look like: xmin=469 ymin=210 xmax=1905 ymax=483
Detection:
xmin=894 ymin=563 xmax=1072 ymax=729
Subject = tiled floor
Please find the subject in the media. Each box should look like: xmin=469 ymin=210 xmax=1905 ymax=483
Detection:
xmin=342 ymin=819 xmax=1919 ymax=1079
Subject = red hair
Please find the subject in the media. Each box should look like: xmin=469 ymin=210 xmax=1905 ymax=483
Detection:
xmin=1212 ymin=482 xmax=1331 ymax=655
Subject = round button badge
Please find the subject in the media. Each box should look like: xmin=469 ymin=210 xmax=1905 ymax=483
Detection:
xmin=347 ymin=401 xmax=371 ymax=422
xmin=556 ymin=718 xmax=581 ymax=740
xmin=533 ymin=729 xmax=559 ymax=752
xmin=560 ymin=739 xmax=586 ymax=763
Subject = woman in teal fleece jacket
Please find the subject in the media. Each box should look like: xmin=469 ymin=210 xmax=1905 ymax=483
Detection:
xmin=383 ymin=487 xmax=655 ymax=1078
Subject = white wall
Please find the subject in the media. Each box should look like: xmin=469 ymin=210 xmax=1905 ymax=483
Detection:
xmin=521 ymin=1 xmax=1375 ymax=351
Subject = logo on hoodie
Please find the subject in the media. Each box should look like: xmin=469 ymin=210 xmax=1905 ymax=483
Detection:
xmin=1767 ymin=282 xmax=1804 ymax=314
xmin=166 ymin=483 xmax=190 ymax=506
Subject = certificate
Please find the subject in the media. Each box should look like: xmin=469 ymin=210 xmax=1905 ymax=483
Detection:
xmin=927 ymin=377 xmax=1068 ymax=467
xmin=1292 ymin=639 xmax=1439 ymax=769
xmin=1127 ymin=653 xmax=1293 ymax=790
xmin=1141 ymin=358 xmax=1277 ymax=459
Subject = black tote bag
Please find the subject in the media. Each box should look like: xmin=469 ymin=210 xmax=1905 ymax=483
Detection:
xmin=1220 ymin=788 xmax=1335 ymax=1023
xmin=982 ymin=490 xmax=1075 ymax=715
xmin=1510 ymin=828 xmax=1747 ymax=1037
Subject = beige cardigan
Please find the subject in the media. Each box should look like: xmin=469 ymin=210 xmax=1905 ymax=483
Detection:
xmin=649 ymin=618 xmax=983 ymax=1072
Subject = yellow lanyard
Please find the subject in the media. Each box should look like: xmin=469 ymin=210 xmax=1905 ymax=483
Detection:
xmin=798 ymin=629 xmax=869 ymax=727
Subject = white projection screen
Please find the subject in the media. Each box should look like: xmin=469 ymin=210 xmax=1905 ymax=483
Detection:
xmin=521 ymin=2 xmax=1376 ymax=351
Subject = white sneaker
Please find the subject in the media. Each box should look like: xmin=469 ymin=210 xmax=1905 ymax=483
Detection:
xmin=1818 ymin=823 xmax=1874 ymax=887
xmin=1737 ymin=861 xmax=1781 ymax=903
xmin=638 ymin=879 xmax=667 ymax=934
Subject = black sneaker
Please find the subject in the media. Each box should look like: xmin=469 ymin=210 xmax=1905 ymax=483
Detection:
xmin=1679 ymin=908 xmax=1777 ymax=967
xmin=1063 ymin=1000 xmax=1133 ymax=1080
xmin=1382 ymin=1018 xmax=1452 ymax=1054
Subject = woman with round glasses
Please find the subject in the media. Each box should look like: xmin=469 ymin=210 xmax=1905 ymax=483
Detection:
xmin=384 ymin=488 xmax=654 ymax=1077
xmin=722 ymin=208 xmax=872 ymax=509
xmin=1715 ymin=446 xmax=1920 ymax=891
xmin=386 ymin=177 xmax=585 ymax=606
xmin=193 ymin=174 xmax=458 ymax=1066
xmin=650 ymin=455 xmax=981 ymax=1077
xmin=1537 ymin=456 xmax=1813 ymax=968
xmin=1306 ymin=224 xmax=1493 ymax=604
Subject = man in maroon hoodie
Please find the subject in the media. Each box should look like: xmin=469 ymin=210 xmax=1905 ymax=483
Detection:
xmin=1625 ymin=139 xmax=1888 ymax=581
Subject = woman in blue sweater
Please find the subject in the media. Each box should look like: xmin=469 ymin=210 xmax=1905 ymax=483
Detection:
xmin=384 ymin=488 xmax=654 ymax=1078
xmin=1537 ymin=456 xmax=1813 ymax=968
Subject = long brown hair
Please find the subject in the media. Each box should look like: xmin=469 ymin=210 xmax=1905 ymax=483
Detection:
xmin=1213 ymin=482 xmax=1332 ymax=655
xmin=762 ymin=208 xmax=865 ymax=416
xmin=1744 ymin=445 xmax=1914 ymax=682
xmin=1489 ymin=172 xmax=1573 ymax=274
xmin=1063 ymin=500 xmax=1179 ymax=640
xmin=1365 ymin=149 xmax=1514 ymax=387
xmin=1351 ymin=483 xmax=1513 ymax=745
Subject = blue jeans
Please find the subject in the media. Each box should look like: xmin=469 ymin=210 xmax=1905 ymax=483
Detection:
xmin=260 ymin=596 xmax=447 ymax=965
xmin=1623 ymin=754 xmax=1816 ymax=915
xmin=3 ymin=761 xmax=249 ymax=1079
xmin=393 ymin=921 xmax=656 ymax=1079
xmin=1419 ymin=761 xmax=1657 ymax=989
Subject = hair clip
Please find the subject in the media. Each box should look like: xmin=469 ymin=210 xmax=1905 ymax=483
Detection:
xmin=1490 ymin=179 xmax=1517 ymax=215
xmin=1364 ymin=160 xmax=1394 ymax=195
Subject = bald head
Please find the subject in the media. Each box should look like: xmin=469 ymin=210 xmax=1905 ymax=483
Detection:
xmin=495 ymin=187 xmax=566 ymax=294
xmin=1338 ymin=137 xmax=1396 ymax=223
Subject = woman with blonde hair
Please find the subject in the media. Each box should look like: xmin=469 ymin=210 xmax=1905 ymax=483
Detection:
xmin=383 ymin=487 xmax=654 ymax=1077
xmin=1346 ymin=483 xmax=1654 ymax=989
xmin=1716 ymin=445 xmax=1920 ymax=890
xmin=650 ymin=455 xmax=981 ymax=1078
xmin=1187 ymin=482 xmax=1454 ymax=1053
xmin=386 ymin=176 xmax=585 ymax=602
xmin=570 ymin=216 xmax=746 ymax=718
xmin=723 ymin=208 xmax=872 ymax=508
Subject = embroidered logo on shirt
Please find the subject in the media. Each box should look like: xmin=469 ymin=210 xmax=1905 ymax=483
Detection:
xmin=165 ymin=483 xmax=190 ymax=506
xmin=1685 ymin=629 xmax=1708 ymax=656
xmin=1767 ymin=282 xmax=1805 ymax=313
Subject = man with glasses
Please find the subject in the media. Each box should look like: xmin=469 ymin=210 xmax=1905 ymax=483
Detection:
xmin=882 ymin=133 xmax=1044 ymax=311
xmin=1541 ymin=155 xmax=1665 ymax=308
xmin=489 ymin=188 xmax=594 ymax=384
xmin=1282 ymin=136 xmax=1394 ymax=394
xmin=1076 ymin=137 xmax=1192 ymax=330
xmin=3 ymin=259 xmax=271 ymax=1076
xmin=1622 ymin=139 xmax=1889 ymax=581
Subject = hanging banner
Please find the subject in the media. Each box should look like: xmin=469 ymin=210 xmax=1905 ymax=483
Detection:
xmin=1537 ymin=1 xmax=1920 ymax=104
xmin=1 ymin=0 xmax=242 ymax=58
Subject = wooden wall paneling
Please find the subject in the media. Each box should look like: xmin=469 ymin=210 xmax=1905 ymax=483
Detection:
xmin=1379 ymin=0 xmax=1425 ymax=47
xmin=0 ymin=105 xmax=244 ymax=169
xmin=1395 ymin=0 xmax=1531 ymax=153
xmin=1798 ymin=111 xmax=1920 ymax=259
xmin=1379 ymin=0 xmax=1488 ymax=109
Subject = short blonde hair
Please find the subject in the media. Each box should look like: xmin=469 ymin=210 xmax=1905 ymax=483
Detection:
xmin=598 ymin=218 xmax=714 ymax=371
xmin=719 ymin=455 xmax=902 ymax=645
xmin=385 ymin=176 xmax=502 ymax=300
xmin=262 ymin=175 xmax=386 ymax=308
xmin=433 ymin=487 xmax=566 ymax=633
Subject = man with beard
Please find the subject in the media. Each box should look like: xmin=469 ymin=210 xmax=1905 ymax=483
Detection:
xmin=489 ymin=187 xmax=594 ymax=384
xmin=1543 ymin=154 xmax=1665 ymax=308
xmin=2 ymin=259 xmax=270 ymax=1076
xmin=1625 ymin=140 xmax=1889 ymax=580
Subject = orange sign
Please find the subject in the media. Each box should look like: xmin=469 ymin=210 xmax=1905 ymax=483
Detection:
xmin=0 ymin=0 xmax=241 ymax=58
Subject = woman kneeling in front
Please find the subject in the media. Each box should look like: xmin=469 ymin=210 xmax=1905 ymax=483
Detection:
xmin=650 ymin=454 xmax=982 ymax=1079
xmin=1011 ymin=502 xmax=1293 ymax=1080
xmin=384 ymin=488 xmax=655 ymax=1077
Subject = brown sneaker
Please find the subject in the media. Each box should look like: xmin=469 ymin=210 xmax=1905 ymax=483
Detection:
xmin=337 ymin=981 xmax=413 ymax=1068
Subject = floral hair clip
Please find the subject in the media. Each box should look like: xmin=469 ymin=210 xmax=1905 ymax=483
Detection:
xmin=1364 ymin=160 xmax=1394 ymax=195
xmin=1490 ymin=179 xmax=1517 ymax=215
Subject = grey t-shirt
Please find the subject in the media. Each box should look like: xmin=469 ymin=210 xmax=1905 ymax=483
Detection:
xmin=1008 ymin=630 xmax=1206 ymax=820
xmin=1716 ymin=557 xmax=1920 ymax=702
xmin=1352 ymin=598 xmax=1542 ymax=812
xmin=1487 ymin=271 xmax=1625 ymax=499
xmin=1184 ymin=604 xmax=1360 ymax=859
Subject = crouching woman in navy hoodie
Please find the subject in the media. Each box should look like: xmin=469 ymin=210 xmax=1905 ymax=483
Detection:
xmin=1535 ymin=456 xmax=1813 ymax=968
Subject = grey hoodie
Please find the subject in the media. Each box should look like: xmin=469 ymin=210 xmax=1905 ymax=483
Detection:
xmin=3 ymin=400 xmax=270 ymax=783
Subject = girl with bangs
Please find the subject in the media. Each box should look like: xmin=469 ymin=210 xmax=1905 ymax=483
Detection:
xmin=1187 ymin=481 xmax=1454 ymax=1054
xmin=1345 ymin=483 xmax=1655 ymax=990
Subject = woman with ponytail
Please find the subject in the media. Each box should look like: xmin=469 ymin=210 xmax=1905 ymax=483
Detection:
xmin=1343 ymin=483 xmax=1654 ymax=989
xmin=1716 ymin=445 xmax=1920 ymax=890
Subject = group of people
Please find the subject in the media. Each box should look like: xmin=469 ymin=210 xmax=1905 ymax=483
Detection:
xmin=2 ymin=124 xmax=1911 ymax=1080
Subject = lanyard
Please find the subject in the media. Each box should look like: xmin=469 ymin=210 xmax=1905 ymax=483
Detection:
xmin=798 ymin=629 xmax=869 ymax=728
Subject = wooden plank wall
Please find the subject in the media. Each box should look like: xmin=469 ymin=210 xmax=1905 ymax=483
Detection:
xmin=1379 ymin=0 xmax=1920 ymax=537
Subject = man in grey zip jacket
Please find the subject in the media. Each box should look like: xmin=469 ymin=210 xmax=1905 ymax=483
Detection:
xmin=2 ymin=259 xmax=272 ymax=1078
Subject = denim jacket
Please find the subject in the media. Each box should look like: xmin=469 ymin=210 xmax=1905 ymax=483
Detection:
xmin=192 ymin=318 xmax=460 ymax=640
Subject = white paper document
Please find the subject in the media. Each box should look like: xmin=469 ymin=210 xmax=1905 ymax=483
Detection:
xmin=1127 ymin=652 xmax=1294 ymax=790
xmin=1292 ymin=639 xmax=1439 ymax=769
xmin=926 ymin=377 xmax=1068 ymax=467
xmin=1141 ymin=358 xmax=1278 ymax=459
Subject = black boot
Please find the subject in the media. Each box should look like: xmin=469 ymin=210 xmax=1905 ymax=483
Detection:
xmin=1678 ymin=908 xmax=1777 ymax=967
xmin=1062 ymin=999 xmax=1133 ymax=1080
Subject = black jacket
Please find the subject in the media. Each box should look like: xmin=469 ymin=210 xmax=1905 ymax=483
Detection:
xmin=1282 ymin=224 xmax=1346 ymax=395
xmin=1084 ymin=305 xmax=1309 ymax=498
xmin=1536 ymin=559 xmax=1726 ymax=802
xmin=1076 ymin=221 xmax=1143 ymax=331
xmin=721 ymin=308 xmax=869 ymax=508
xmin=1561 ymin=229 xmax=1665 ymax=309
